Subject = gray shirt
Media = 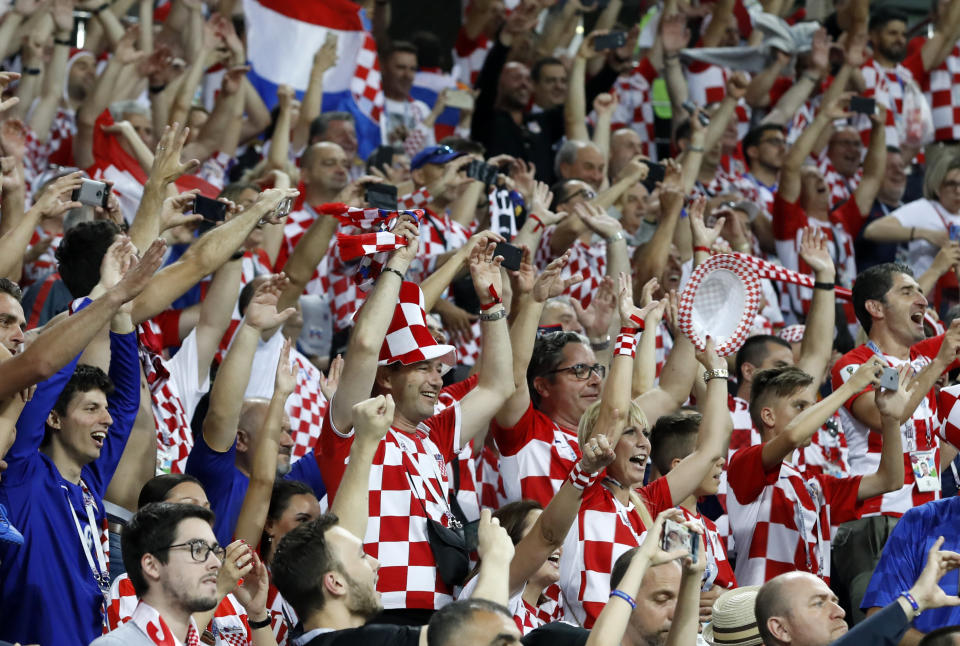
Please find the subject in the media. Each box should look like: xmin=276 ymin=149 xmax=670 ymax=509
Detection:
xmin=88 ymin=621 xmax=157 ymax=646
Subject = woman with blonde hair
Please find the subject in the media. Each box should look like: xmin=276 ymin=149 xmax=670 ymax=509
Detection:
xmin=557 ymin=273 xmax=733 ymax=628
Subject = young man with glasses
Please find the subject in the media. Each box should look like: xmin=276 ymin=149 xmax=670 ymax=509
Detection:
xmin=740 ymin=124 xmax=786 ymax=222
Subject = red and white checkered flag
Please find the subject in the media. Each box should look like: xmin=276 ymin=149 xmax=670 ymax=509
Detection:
xmin=337 ymin=231 xmax=409 ymax=261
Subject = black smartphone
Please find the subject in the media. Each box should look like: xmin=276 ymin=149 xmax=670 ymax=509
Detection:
xmin=494 ymin=241 xmax=523 ymax=271
xmin=194 ymin=195 xmax=228 ymax=234
xmin=467 ymin=159 xmax=498 ymax=186
xmin=681 ymin=100 xmax=710 ymax=127
xmin=365 ymin=183 xmax=398 ymax=210
xmin=366 ymin=146 xmax=395 ymax=174
xmin=641 ymin=161 xmax=666 ymax=191
xmin=71 ymin=179 xmax=111 ymax=208
xmin=850 ymin=96 xmax=876 ymax=115
xmin=593 ymin=31 xmax=627 ymax=51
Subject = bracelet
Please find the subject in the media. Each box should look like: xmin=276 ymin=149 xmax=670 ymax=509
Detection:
xmin=590 ymin=336 xmax=611 ymax=351
xmin=149 ymin=84 xmax=167 ymax=94
xmin=693 ymin=245 xmax=711 ymax=254
xmin=247 ymin=615 xmax=272 ymax=630
xmin=607 ymin=230 xmax=626 ymax=243
xmin=54 ymin=38 xmax=72 ymax=47
xmin=802 ymin=73 xmax=821 ymax=84
xmin=615 ymin=331 xmax=638 ymax=357
xmin=813 ymin=281 xmax=834 ymax=291
xmin=900 ymin=591 xmax=921 ymax=618
xmin=627 ymin=314 xmax=645 ymax=331
xmin=381 ymin=267 xmax=405 ymax=281
xmin=479 ymin=306 xmax=507 ymax=322
xmin=479 ymin=284 xmax=502 ymax=311
xmin=22 ymin=67 xmax=41 ymax=76
xmin=528 ymin=213 xmax=544 ymax=231
xmin=703 ymin=368 xmax=729 ymax=383
xmin=688 ymin=145 xmax=705 ymax=153
xmin=609 ymin=589 xmax=636 ymax=609
xmin=230 ymin=250 xmax=245 ymax=261
xmin=92 ymin=2 xmax=111 ymax=14
xmin=568 ymin=462 xmax=601 ymax=490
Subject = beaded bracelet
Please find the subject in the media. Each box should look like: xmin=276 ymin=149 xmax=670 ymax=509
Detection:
xmin=568 ymin=462 xmax=601 ymax=490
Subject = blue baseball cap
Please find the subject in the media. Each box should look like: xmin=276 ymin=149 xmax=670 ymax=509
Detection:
xmin=410 ymin=145 xmax=465 ymax=170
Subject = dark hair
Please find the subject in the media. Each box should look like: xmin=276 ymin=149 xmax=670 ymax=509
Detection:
xmin=44 ymin=364 xmax=115 ymax=444
xmin=549 ymin=179 xmax=581 ymax=210
xmin=411 ymin=31 xmax=445 ymax=69
xmin=238 ymin=279 xmax=259 ymax=318
xmin=270 ymin=513 xmax=341 ymax=618
xmin=309 ymin=111 xmax=355 ymax=143
xmin=439 ymin=135 xmax=485 ymax=156
xmin=919 ymin=626 xmax=960 ymax=646
xmin=755 ymin=575 xmax=791 ymax=645
xmin=527 ymin=331 xmax=589 ymax=407
xmin=852 ymin=262 xmax=914 ymax=333
xmin=383 ymin=40 xmax=418 ymax=61
xmin=735 ymin=335 xmax=792 ymax=383
xmin=610 ymin=547 xmax=638 ymax=589
xmin=749 ymin=366 xmax=815 ymax=430
xmin=674 ymin=118 xmax=692 ymax=144
xmin=650 ymin=412 xmax=702 ymax=475
xmin=122 ymin=502 xmax=216 ymax=596
xmin=218 ymin=181 xmax=259 ymax=203
xmin=531 ymin=57 xmax=565 ymax=83
xmin=742 ymin=124 xmax=785 ymax=165
xmin=56 ymin=220 xmax=122 ymax=298
xmin=427 ymin=599 xmax=514 ymax=646
xmin=138 ymin=474 xmax=204 ymax=509
xmin=493 ymin=500 xmax=543 ymax=546
xmin=869 ymin=7 xmax=908 ymax=31
xmin=0 ymin=277 xmax=23 ymax=302
xmin=365 ymin=144 xmax=402 ymax=174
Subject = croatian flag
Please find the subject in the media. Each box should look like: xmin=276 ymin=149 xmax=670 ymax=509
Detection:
xmin=243 ymin=0 xmax=384 ymax=158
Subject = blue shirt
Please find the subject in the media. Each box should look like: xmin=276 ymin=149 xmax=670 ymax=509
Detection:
xmin=185 ymin=431 xmax=326 ymax=546
xmin=0 ymin=330 xmax=140 ymax=646
xmin=861 ymin=496 xmax=960 ymax=632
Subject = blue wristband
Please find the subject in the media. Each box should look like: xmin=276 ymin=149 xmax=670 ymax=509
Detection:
xmin=609 ymin=589 xmax=636 ymax=609
xmin=900 ymin=591 xmax=920 ymax=616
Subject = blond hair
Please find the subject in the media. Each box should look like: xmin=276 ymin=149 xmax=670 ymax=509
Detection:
xmin=578 ymin=400 xmax=654 ymax=530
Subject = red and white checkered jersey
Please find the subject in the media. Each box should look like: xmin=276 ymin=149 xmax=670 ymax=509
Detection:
xmin=108 ymin=573 xmax=253 ymax=646
xmin=728 ymin=394 xmax=760 ymax=460
xmin=265 ymin=582 xmax=297 ymax=646
xmin=817 ymin=152 xmax=862 ymax=211
xmin=678 ymin=506 xmax=737 ymax=591
xmin=558 ymin=477 xmax=672 ymax=627
xmin=859 ymin=56 xmax=925 ymax=148
xmin=317 ymin=403 xmax=464 ymax=610
xmin=23 ymin=107 xmax=76 ymax=197
xmin=737 ymin=173 xmax=776 ymax=221
xmin=477 ymin=441 xmax=507 ymax=509
xmin=685 ymin=61 xmax=751 ymax=138
xmin=490 ymin=402 xmax=582 ymax=506
xmin=936 ymin=384 xmax=960 ymax=447
xmin=610 ymin=58 xmax=659 ymax=161
xmin=831 ymin=338 xmax=952 ymax=518
xmin=922 ymin=43 xmax=960 ymax=141
xmin=654 ymin=322 xmax=674 ymax=379
xmin=437 ymin=375 xmax=483 ymax=519
xmin=726 ymin=444 xmax=862 ymax=586
xmin=693 ymin=160 xmax=744 ymax=199
xmin=452 ymin=27 xmax=491 ymax=87
xmin=786 ymin=98 xmax=820 ymax=146
xmin=772 ymin=193 xmax=861 ymax=321
xmin=460 ymin=568 xmax=564 ymax=635
xmin=535 ymin=226 xmax=606 ymax=309
xmin=21 ymin=227 xmax=63 ymax=287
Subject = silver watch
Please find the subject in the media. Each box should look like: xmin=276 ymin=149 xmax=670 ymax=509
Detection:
xmin=703 ymin=368 xmax=730 ymax=383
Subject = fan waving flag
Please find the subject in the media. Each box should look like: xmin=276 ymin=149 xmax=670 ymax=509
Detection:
xmin=242 ymin=0 xmax=384 ymax=158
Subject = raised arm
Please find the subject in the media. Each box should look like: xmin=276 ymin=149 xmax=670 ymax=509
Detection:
xmin=265 ymin=85 xmax=295 ymax=172
xmin=566 ymin=33 xmax=601 ymax=142
xmin=421 ymin=231 xmax=504 ymax=312
xmin=853 ymin=105 xmax=888 ymax=216
xmin=858 ymin=365 xmax=911 ymax=501
xmin=330 ymin=395 xmax=393 ymax=540
xmin=795 ymin=228 xmax=837 ymax=382
xmin=703 ymin=73 xmax=748 ymax=155
xmin=666 ymin=532 xmax=708 ymax=646
xmin=293 ymin=34 xmax=338 ymax=152
xmin=700 ymin=0 xmax=735 ymax=47
xmin=26 ymin=2 xmax=70 ymax=139
xmin=466 ymin=508 xmax=516 ymax=606
xmin=633 ymin=161 xmax=685 ymax=288
xmin=779 ymin=96 xmax=850 ymax=203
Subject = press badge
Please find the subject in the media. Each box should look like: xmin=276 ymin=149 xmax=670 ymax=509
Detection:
xmin=910 ymin=449 xmax=941 ymax=492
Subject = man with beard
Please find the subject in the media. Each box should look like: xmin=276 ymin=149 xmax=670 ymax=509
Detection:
xmin=821 ymin=127 xmax=864 ymax=209
xmin=380 ymin=42 xmax=433 ymax=147
xmin=740 ymin=124 xmax=785 ymax=221
xmin=185 ymin=277 xmax=326 ymax=546
xmin=91 ymin=503 xmax=270 ymax=646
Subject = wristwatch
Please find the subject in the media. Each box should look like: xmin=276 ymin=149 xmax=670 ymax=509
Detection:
xmin=703 ymin=368 xmax=729 ymax=383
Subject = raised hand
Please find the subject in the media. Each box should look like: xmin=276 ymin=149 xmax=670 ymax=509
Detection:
xmin=233 ymin=550 xmax=270 ymax=621
xmin=593 ymin=93 xmax=618 ymax=119
xmin=689 ymin=195 xmax=724 ymax=250
xmin=846 ymin=356 xmax=886 ymax=392
xmin=98 ymin=236 xmax=139 ymax=292
xmin=150 ymin=123 xmax=200 ymax=185
xmin=352 ymin=394 xmax=395 ymax=446
xmin=579 ymin=432 xmax=615 ymax=474
xmin=0 ymin=119 xmax=28 ymax=160
xmin=509 ymin=159 xmax=537 ymax=203
xmin=388 ymin=218 xmax=420 ymax=269
xmin=277 ymin=84 xmax=295 ymax=111
xmin=159 ymin=190 xmax=203 ymax=232
xmin=51 ymin=0 xmax=74 ymax=34
xmin=694 ymin=335 xmax=726 ymax=371
xmin=907 ymin=537 xmax=960 ymax=612
xmin=221 ymin=65 xmax=249 ymax=97
xmin=618 ymin=273 xmax=662 ymax=329
xmin=476 ymin=507 xmax=515 ymax=563
xmin=726 ymin=72 xmax=749 ymax=101
xmin=660 ymin=13 xmax=690 ymax=56
xmin=115 ymin=25 xmax=145 ymax=66
xmin=319 ymin=354 xmax=343 ymax=402
xmin=30 ymin=172 xmax=84 ymax=219
xmin=274 ymin=337 xmax=296 ymax=396
xmin=875 ymin=363 xmax=916 ymax=420
xmin=253 ymin=187 xmax=300 ymax=224
xmin=244 ymin=274 xmax=297 ymax=331
xmin=574 ymin=275 xmax=616 ymax=339
xmin=217 ymin=540 xmax=254 ymax=597
xmin=468 ymin=237 xmax=505 ymax=304
xmin=574 ymin=202 xmax=624 ymax=241
xmin=532 ymin=251 xmax=582 ymax=303
xmin=315 ymin=32 xmax=339 ymax=72
xmin=638 ymin=509 xmax=695 ymax=566
xmin=809 ymin=27 xmax=830 ymax=77
xmin=798 ymin=227 xmax=835 ymax=278
xmin=529 ymin=181 xmax=564 ymax=227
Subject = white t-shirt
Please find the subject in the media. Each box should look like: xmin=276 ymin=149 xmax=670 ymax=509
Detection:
xmin=891 ymin=198 xmax=960 ymax=275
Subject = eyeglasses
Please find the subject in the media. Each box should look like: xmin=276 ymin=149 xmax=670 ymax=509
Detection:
xmin=564 ymin=188 xmax=597 ymax=203
xmin=161 ymin=539 xmax=226 ymax=563
xmin=547 ymin=363 xmax=606 ymax=380
xmin=941 ymin=180 xmax=960 ymax=192
xmin=759 ymin=138 xmax=787 ymax=147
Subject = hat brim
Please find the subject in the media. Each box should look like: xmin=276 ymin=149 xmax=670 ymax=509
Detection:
xmin=702 ymin=622 xmax=764 ymax=646
xmin=378 ymin=343 xmax=458 ymax=371
xmin=411 ymin=151 xmax=466 ymax=170
xmin=678 ymin=254 xmax=761 ymax=357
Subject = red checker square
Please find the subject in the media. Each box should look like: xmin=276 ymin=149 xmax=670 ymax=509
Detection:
xmin=378 ymin=515 xmax=412 ymax=540
xmin=747 ymin=522 xmax=770 ymax=558
xmin=408 ymin=540 xmax=435 ymax=567
xmin=583 ymin=540 xmax=613 ymax=571
xmin=376 ymin=565 xmax=408 ymax=591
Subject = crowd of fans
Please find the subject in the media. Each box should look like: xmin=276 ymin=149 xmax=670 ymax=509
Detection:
xmin=9 ymin=0 xmax=960 ymax=645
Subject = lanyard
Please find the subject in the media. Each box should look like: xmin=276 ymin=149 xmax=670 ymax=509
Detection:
xmin=64 ymin=480 xmax=110 ymax=616
xmin=393 ymin=428 xmax=460 ymax=528
xmin=601 ymin=477 xmax=644 ymax=545
xmin=865 ymin=341 xmax=932 ymax=446
xmin=780 ymin=470 xmax=825 ymax=578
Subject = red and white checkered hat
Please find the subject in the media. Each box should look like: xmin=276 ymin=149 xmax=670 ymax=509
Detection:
xmin=379 ymin=281 xmax=457 ymax=369
xmin=678 ymin=254 xmax=762 ymax=357
xmin=778 ymin=324 xmax=805 ymax=344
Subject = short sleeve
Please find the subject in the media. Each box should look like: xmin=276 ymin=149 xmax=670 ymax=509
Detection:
xmin=490 ymin=402 xmax=537 ymax=455
xmin=772 ymin=193 xmax=809 ymax=241
xmin=638 ymin=476 xmax=673 ymax=517
xmin=316 ymin=413 xmax=354 ymax=499
xmin=422 ymin=401 xmax=462 ymax=463
xmin=819 ymin=473 xmax=863 ymax=525
xmin=727 ymin=444 xmax=780 ymax=505
xmin=831 ymin=198 xmax=864 ymax=238
xmin=861 ymin=513 xmax=924 ymax=611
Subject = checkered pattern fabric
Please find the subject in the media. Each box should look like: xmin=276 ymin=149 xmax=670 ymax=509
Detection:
xmin=568 ymin=462 xmax=601 ymax=491
xmin=337 ymin=231 xmax=410 ymax=260
xmin=400 ymin=187 xmax=431 ymax=210
xmin=286 ymin=351 xmax=330 ymax=460
xmin=937 ymin=384 xmax=960 ymax=448
xmin=491 ymin=403 xmax=582 ymax=506
xmin=319 ymin=202 xmax=423 ymax=229
xmin=452 ymin=27 xmax=491 ymax=87
xmin=477 ymin=441 xmax=507 ymax=509
xmin=23 ymin=108 xmax=76 ymax=198
xmin=925 ymin=44 xmax=960 ymax=141
xmin=21 ymin=227 xmax=63 ymax=287
xmin=316 ymin=404 xmax=464 ymax=610
xmin=818 ymin=153 xmax=862 ymax=211
xmin=832 ymin=339 xmax=947 ymax=518
xmin=860 ymin=57 xmax=923 ymax=147
xmin=265 ymin=583 xmax=296 ymax=646
xmin=694 ymin=161 xmax=743 ymax=199
xmin=778 ymin=324 xmax=805 ymax=344
xmin=535 ymin=226 xmax=606 ymax=309
xmin=685 ymin=61 xmax=752 ymax=137
xmin=379 ymin=281 xmax=457 ymax=367
xmin=610 ymin=58 xmax=659 ymax=160
xmin=109 ymin=574 xmax=253 ymax=646
xmin=678 ymin=254 xmax=762 ymax=356
xmin=512 ymin=588 xmax=565 ymax=635
xmin=351 ymin=32 xmax=384 ymax=124
xmin=614 ymin=331 xmax=638 ymax=358
xmin=726 ymin=444 xmax=862 ymax=586
xmin=654 ymin=321 xmax=673 ymax=379
xmin=558 ymin=478 xmax=672 ymax=627
xmin=736 ymin=173 xmax=776 ymax=222
xmin=311 ymin=241 xmax=365 ymax=332
xmin=678 ymin=507 xmax=737 ymax=591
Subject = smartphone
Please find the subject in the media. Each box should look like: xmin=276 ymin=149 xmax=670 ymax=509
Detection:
xmin=681 ymin=100 xmax=710 ymax=127
xmin=879 ymin=366 xmax=899 ymax=391
xmin=467 ymin=159 xmax=498 ymax=186
xmin=194 ymin=195 xmax=228 ymax=234
xmin=641 ymin=161 xmax=666 ymax=191
xmin=661 ymin=518 xmax=700 ymax=561
xmin=593 ymin=31 xmax=627 ymax=51
xmin=445 ymin=89 xmax=475 ymax=111
xmin=850 ymin=96 xmax=876 ymax=116
xmin=365 ymin=183 xmax=398 ymax=210
xmin=71 ymin=179 xmax=110 ymax=208
xmin=494 ymin=241 xmax=523 ymax=271
xmin=276 ymin=197 xmax=293 ymax=218
xmin=366 ymin=146 xmax=395 ymax=174
xmin=950 ymin=223 xmax=960 ymax=242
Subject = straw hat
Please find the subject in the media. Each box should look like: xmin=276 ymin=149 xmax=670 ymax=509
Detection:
xmin=702 ymin=586 xmax=763 ymax=646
